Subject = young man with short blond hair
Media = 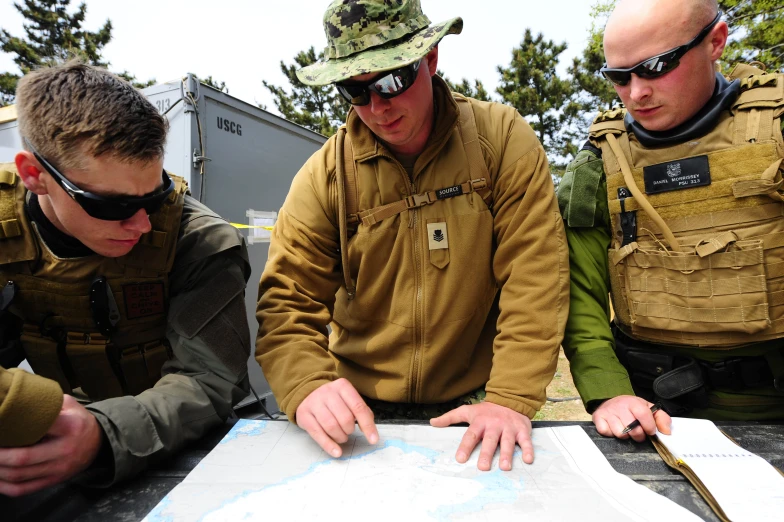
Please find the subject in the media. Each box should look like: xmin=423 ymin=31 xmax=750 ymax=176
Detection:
xmin=0 ymin=61 xmax=252 ymax=496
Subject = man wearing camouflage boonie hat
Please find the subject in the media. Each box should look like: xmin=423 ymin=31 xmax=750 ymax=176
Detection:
xmin=257 ymin=0 xmax=568 ymax=471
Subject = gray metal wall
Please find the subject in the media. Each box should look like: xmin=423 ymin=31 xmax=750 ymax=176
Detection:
xmin=144 ymin=79 xmax=326 ymax=410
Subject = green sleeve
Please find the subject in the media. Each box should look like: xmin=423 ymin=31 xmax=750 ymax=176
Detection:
xmin=558 ymin=150 xmax=635 ymax=411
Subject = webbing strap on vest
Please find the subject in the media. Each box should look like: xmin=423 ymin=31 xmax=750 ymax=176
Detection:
xmin=356 ymin=178 xmax=489 ymax=226
xmin=455 ymin=95 xmax=493 ymax=206
xmin=333 ymin=95 xmax=494 ymax=300
xmin=606 ymin=133 xmax=682 ymax=252
xmin=0 ymin=169 xmax=21 ymax=240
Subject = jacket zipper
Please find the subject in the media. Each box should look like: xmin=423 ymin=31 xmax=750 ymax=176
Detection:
xmin=388 ymin=154 xmax=423 ymax=403
xmin=410 ymin=180 xmax=422 ymax=403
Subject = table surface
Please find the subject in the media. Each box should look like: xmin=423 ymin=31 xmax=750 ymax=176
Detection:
xmin=4 ymin=410 xmax=783 ymax=522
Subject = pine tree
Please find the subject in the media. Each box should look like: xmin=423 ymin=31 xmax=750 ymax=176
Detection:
xmin=262 ymin=46 xmax=349 ymax=137
xmin=720 ymin=0 xmax=784 ymax=72
xmin=0 ymin=0 xmax=153 ymax=106
xmin=439 ymin=70 xmax=492 ymax=102
xmin=496 ymin=29 xmax=582 ymax=175
xmin=200 ymin=75 xmax=229 ymax=93
xmin=568 ymin=0 xmax=619 ymax=114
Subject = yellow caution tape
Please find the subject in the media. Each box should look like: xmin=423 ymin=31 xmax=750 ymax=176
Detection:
xmin=230 ymin=223 xmax=274 ymax=230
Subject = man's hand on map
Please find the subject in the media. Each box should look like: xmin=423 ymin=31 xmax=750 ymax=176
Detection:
xmin=296 ymin=378 xmax=379 ymax=458
xmin=593 ymin=395 xmax=672 ymax=442
xmin=0 ymin=395 xmax=102 ymax=496
xmin=430 ymin=402 xmax=533 ymax=472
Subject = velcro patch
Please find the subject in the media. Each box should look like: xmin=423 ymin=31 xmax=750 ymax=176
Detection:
xmin=436 ymin=185 xmax=463 ymax=200
xmin=643 ymin=156 xmax=711 ymax=194
xmin=123 ymin=282 xmax=165 ymax=319
xmin=427 ymin=222 xmax=449 ymax=250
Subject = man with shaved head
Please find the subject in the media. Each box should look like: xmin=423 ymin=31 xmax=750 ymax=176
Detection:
xmin=558 ymin=0 xmax=784 ymax=441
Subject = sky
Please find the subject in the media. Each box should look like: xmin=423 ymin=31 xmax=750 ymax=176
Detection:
xmin=0 ymin=0 xmax=597 ymax=111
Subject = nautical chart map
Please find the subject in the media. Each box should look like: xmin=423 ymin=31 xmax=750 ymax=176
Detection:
xmin=144 ymin=420 xmax=700 ymax=522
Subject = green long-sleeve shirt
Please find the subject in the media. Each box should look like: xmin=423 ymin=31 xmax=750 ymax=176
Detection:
xmin=558 ymin=150 xmax=634 ymax=412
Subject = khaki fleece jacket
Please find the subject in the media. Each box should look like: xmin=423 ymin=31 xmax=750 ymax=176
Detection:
xmin=0 ymin=367 xmax=63 ymax=447
xmin=256 ymin=77 xmax=568 ymax=421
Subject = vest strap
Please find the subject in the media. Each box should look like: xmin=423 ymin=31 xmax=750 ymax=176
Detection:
xmin=455 ymin=95 xmax=493 ymax=208
xmin=732 ymin=158 xmax=784 ymax=200
xmin=357 ymin=178 xmax=489 ymax=227
xmin=0 ymin=168 xmax=21 ymax=240
xmin=606 ymin=133 xmax=682 ymax=252
xmin=0 ymin=169 xmax=16 ymax=186
xmin=636 ymin=202 xmax=784 ymax=235
xmin=0 ymin=219 xmax=21 ymax=239
xmin=695 ymin=230 xmax=739 ymax=257
xmin=335 ymin=126 xmax=356 ymax=300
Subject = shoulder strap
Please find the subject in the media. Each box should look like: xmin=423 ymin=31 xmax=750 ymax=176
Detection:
xmin=454 ymin=94 xmax=493 ymax=208
xmin=0 ymin=164 xmax=38 ymax=266
xmin=589 ymin=107 xmax=627 ymax=139
xmin=731 ymin=72 xmax=783 ymax=145
xmin=0 ymin=165 xmax=22 ymax=241
xmin=335 ymin=126 xmax=357 ymax=300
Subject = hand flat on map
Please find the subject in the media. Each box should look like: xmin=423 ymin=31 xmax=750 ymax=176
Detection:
xmin=431 ymin=402 xmax=534 ymax=471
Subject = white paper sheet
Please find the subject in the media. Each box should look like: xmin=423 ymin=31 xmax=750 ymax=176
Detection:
xmin=656 ymin=417 xmax=784 ymax=522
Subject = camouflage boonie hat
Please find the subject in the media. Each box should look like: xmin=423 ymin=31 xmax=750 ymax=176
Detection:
xmin=296 ymin=0 xmax=462 ymax=86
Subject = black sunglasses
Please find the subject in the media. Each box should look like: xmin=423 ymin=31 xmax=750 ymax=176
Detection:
xmin=25 ymin=139 xmax=174 ymax=221
xmin=336 ymin=60 xmax=422 ymax=106
xmin=600 ymin=11 xmax=722 ymax=86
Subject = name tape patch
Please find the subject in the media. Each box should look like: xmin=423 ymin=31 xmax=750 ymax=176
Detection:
xmin=123 ymin=282 xmax=165 ymax=320
xmin=643 ymin=155 xmax=711 ymax=195
xmin=436 ymin=185 xmax=464 ymax=200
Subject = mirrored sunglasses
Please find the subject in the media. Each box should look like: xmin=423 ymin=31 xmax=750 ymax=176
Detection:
xmin=600 ymin=11 xmax=722 ymax=86
xmin=336 ymin=60 xmax=422 ymax=106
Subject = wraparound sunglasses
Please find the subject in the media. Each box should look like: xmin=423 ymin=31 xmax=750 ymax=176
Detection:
xmin=600 ymin=11 xmax=722 ymax=86
xmin=25 ymin=138 xmax=174 ymax=221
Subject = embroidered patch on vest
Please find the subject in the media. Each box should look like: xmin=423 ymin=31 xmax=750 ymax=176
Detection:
xmin=123 ymin=282 xmax=165 ymax=319
xmin=643 ymin=156 xmax=711 ymax=194
xmin=427 ymin=222 xmax=449 ymax=250
xmin=436 ymin=185 xmax=464 ymax=200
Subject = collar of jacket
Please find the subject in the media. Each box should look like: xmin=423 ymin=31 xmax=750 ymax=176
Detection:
xmin=625 ymin=72 xmax=740 ymax=148
xmin=345 ymin=74 xmax=460 ymax=176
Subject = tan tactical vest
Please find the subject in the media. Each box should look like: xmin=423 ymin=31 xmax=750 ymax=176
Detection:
xmin=589 ymin=64 xmax=784 ymax=348
xmin=334 ymin=93 xmax=494 ymax=299
xmin=0 ymin=164 xmax=188 ymax=399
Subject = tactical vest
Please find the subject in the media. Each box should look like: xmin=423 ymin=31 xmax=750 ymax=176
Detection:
xmin=589 ymin=64 xmax=784 ymax=348
xmin=334 ymin=93 xmax=494 ymax=299
xmin=0 ymin=164 xmax=188 ymax=400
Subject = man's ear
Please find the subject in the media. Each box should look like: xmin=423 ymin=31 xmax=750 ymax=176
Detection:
xmin=709 ymin=21 xmax=729 ymax=61
xmin=425 ymin=46 xmax=439 ymax=76
xmin=15 ymin=150 xmax=49 ymax=195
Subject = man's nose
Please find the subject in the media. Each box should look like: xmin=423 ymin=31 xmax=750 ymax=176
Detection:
xmin=369 ymin=91 xmax=391 ymax=115
xmin=627 ymin=74 xmax=653 ymax=103
xmin=121 ymin=208 xmax=152 ymax=234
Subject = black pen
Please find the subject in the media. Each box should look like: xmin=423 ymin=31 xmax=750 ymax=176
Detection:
xmin=621 ymin=403 xmax=662 ymax=435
